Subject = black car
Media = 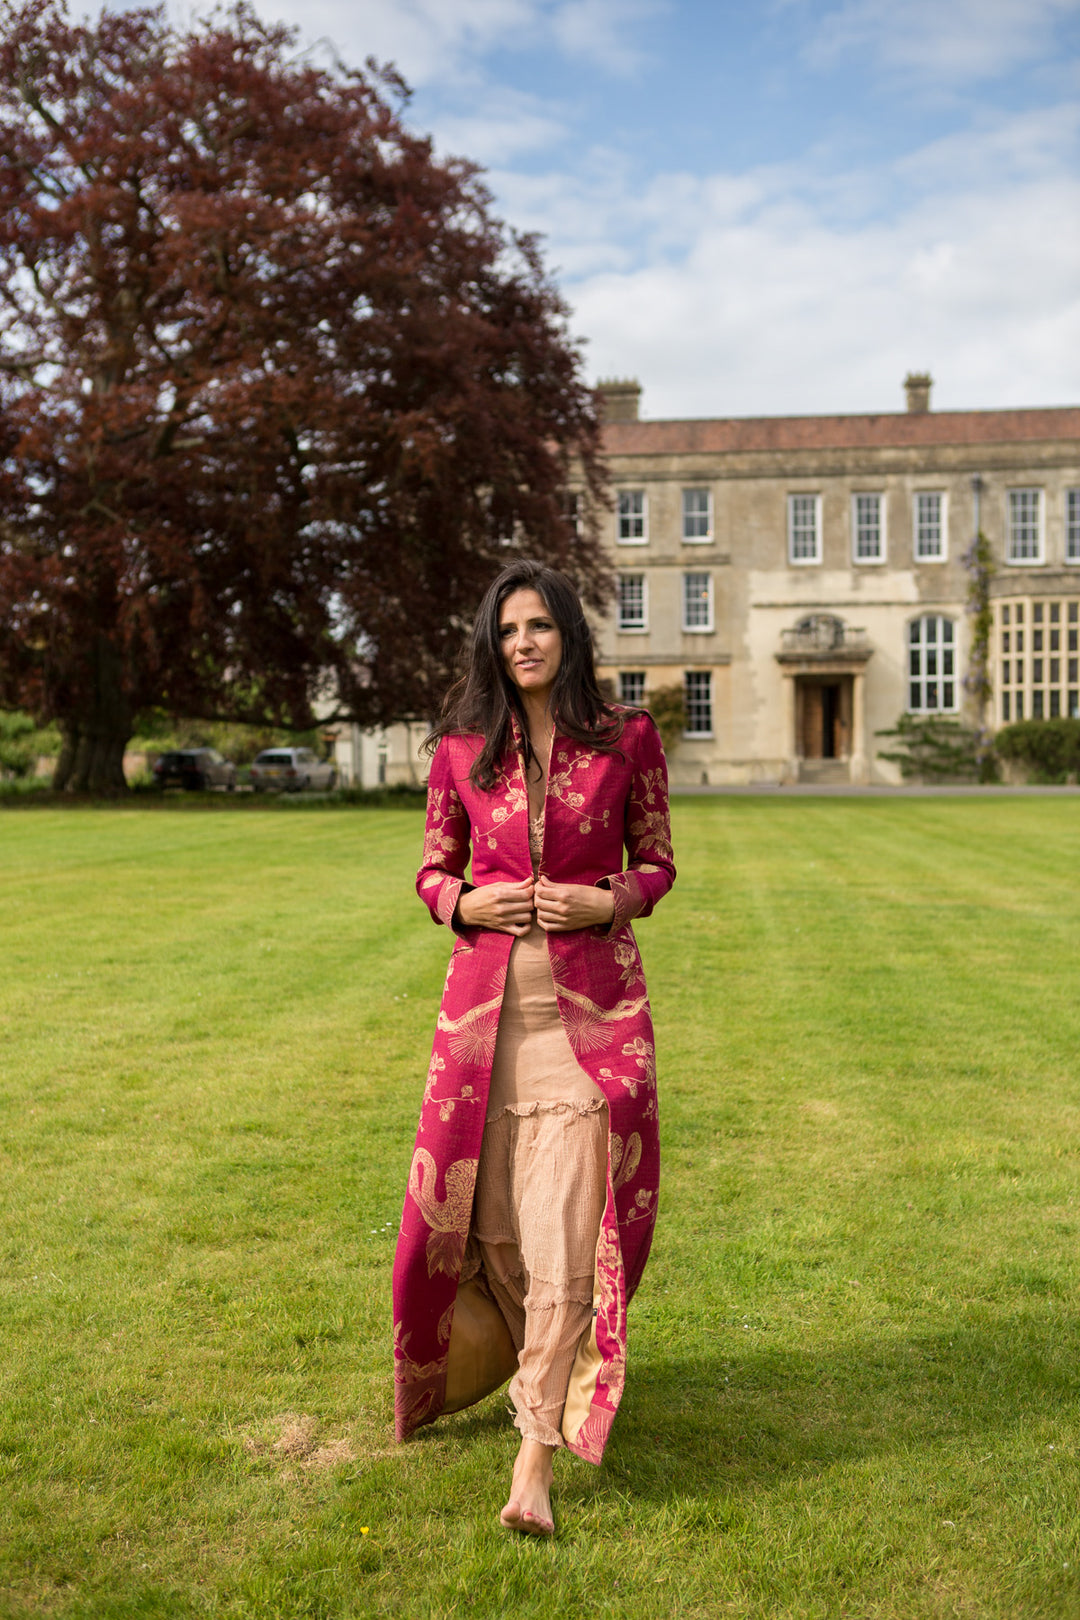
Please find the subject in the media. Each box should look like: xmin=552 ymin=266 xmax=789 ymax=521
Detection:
xmin=152 ymin=748 xmax=237 ymax=791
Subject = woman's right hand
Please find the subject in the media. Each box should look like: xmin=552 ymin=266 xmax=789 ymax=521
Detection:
xmin=455 ymin=879 xmax=535 ymax=936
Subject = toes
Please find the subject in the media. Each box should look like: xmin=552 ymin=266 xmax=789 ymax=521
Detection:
xmin=500 ymin=1499 xmax=523 ymax=1529
xmin=520 ymin=1510 xmax=554 ymax=1538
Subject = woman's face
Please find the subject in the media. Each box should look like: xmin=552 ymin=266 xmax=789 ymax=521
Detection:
xmin=498 ymin=587 xmax=563 ymax=704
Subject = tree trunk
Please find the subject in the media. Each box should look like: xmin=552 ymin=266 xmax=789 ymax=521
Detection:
xmin=52 ymin=635 xmax=133 ymax=795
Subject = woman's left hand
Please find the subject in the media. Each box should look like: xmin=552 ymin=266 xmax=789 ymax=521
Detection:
xmin=534 ymin=876 xmax=615 ymax=933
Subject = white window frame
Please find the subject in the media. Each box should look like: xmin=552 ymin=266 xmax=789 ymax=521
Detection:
xmin=788 ymin=493 xmax=821 ymax=565
xmin=1007 ymin=488 xmax=1044 ymax=565
xmin=852 ymin=492 xmax=885 ymax=564
xmin=616 ymin=572 xmax=648 ymax=633
xmin=907 ymin=615 xmax=959 ymax=713
xmin=681 ymin=487 xmax=713 ymax=543
xmin=1066 ymin=489 xmax=1080 ymax=565
xmin=617 ymin=488 xmax=647 ymax=545
xmin=618 ymin=671 xmax=646 ymax=707
xmin=683 ymin=670 xmax=713 ymax=738
xmin=913 ymin=491 xmax=947 ymax=563
xmin=682 ymin=571 xmax=714 ymax=633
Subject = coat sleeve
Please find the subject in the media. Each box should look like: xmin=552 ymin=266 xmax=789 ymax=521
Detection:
xmin=415 ymin=738 xmax=474 ymax=929
xmin=599 ymin=714 xmax=677 ymax=934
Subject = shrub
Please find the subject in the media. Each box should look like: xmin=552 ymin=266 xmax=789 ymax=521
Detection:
xmin=994 ymin=718 xmax=1080 ymax=783
xmin=876 ymin=713 xmax=992 ymax=782
xmin=0 ymin=711 xmax=36 ymax=778
xmin=644 ymin=684 xmax=686 ymax=754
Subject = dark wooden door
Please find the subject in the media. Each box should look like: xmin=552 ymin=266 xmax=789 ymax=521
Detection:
xmin=800 ymin=683 xmax=824 ymax=757
xmin=798 ymin=678 xmax=852 ymax=759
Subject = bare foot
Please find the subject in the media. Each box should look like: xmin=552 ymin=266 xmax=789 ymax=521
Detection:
xmin=500 ymin=1438 xmax=555 ymax=1537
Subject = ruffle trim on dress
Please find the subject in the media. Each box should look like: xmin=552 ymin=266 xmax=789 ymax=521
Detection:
xmin=484 ymin=1097 xmax=608 ymax=1125
xmin=513 ymin=1412 xmax=564 ymax=1449
xmin=522 ymin=1286 xmax=595 ymax=1311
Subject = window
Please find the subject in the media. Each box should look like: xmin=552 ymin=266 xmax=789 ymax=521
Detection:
xmin=617 ymin=489 xmax=647 ymax=544
xmin=788 ymin=494 xmax=820 ymax=564
xmin=914 ymin=492 xmax=946 ymax=561
xmin=619 ymin=672 xmax=646 ymax=706
xmin=682 ymin=488 xmax=712 ymax=542
xmin=853 ymin=493 xmax=885 ymax=563
xmin=908 ymin=616 xmax=957 ymax=712
xmin=684 ymin=671 xmax=713 ymax=736
xmin=616 ymin=573 xmax=647 ymax=631
xmin=682 ymin=572 xmax=713 ymax=632
xmin=997 ymin=597 xmax=1080 ymax=724
xmin=562 ymin=491 xmax=581 ymax=540
xmin=1067 ymin=490 xmax=1080 ymax=564
xmin=1008 ymin=489 xmax=1043 ymax=563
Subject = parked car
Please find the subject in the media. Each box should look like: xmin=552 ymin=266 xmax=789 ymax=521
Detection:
xmin=153 ymin=748 xmax=237 ymax=791
xmin=250 ymin=747 xmax=337 ymax=792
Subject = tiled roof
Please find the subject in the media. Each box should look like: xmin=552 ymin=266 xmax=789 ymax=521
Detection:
xmin=602 ymin=407 xmax=1080 ymax=456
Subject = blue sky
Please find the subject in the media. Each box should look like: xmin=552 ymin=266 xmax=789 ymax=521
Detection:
xmin=257 ymin=0 xmax=1080 ymax=418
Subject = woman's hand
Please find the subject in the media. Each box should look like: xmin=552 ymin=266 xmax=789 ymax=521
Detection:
xmin=534 ymin=876 xmax=615 ymax=933
xmin=456 ymin=879 xmax=535 ymax=936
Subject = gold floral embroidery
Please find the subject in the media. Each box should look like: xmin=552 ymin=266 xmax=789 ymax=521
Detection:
xmin=597 ymin=1037 xmax=655 ymax=1097
xmin=392 ymin=1320 xmax=449 ymax=1434
xmin=611 ymin=1131 xmax=642 ymax=1192
xmin=553 ymin=984 xmax=650 ymax=1055
xmin=628 ymin=763 xmax=673 ymax=862
xmin=621 ymin=1035 xmax=656 ymax=1086
xmin=421 ymin=784 xmax=464 ymax=867
xmin=394 ymin=1320 xmax=444 ymax=1382
xmin=423 ymin=1052 xmax=446 ymax=1105
xmin=613 ymin=937 xmax=645 ymax=991
xmin=547 ymin=753 xmax=611 ymax=835
xmin=408 ymin=1148 xmax=478 ymax=1278
xmin=436 ymin=986 xmax=505 ymax=1066
xmin=594 ymin=1220 xmax=626 ymax=1356
xmin=609 ymin=1132 xmax=655 ymax=1223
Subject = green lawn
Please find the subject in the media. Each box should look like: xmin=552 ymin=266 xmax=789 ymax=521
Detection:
xmin=2 ymin=798 xmax=1080 ymax=1619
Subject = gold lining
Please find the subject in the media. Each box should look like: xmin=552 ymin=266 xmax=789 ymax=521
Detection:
xmin=559 ymin=1277 xmax=603 ymax=1446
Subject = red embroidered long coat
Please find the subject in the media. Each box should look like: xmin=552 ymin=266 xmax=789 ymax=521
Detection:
xmin=392 ymin=710 xmax=675 ymax=1464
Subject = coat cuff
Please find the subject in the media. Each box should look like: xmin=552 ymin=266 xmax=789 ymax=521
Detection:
xmin=436 ymin=876 xmax=465 ymax=929
xmin=596 ymin=872 xmax=640 ymax=937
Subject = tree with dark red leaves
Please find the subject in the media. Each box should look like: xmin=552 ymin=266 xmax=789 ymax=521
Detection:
xmin=0 ymin=0 xmax=608 ymax=792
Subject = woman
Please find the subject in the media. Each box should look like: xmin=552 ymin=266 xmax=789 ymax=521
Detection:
xmin=392 ymin=559 xmax=675 ymax=1536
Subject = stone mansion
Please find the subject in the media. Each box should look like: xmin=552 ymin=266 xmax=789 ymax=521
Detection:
xmin=591 ymin=375 xmax=1080 ymax=786
xmin=331 ymin=375 xmax=1080 ymax=788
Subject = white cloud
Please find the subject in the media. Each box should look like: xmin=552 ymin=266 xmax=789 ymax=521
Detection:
xmin=895 ymin=102 xmax=1080 ymax=189
xmin=250 ymin=0 xmax=664 ymax=89
xmin=805 ymin=0 xmax=1080 ymax=85
xmin=551 ymin=0 xmax=669 ymax=76
xmin=242 ymin=0 xmax=666 ymax=181
xmin=536 ymin=109 xmax=1080 ymax=416
xmin=272 ymin=0 xmax=536 ymax=86
xmin=166 ymin=0 xmax=1079 ymax=417
xmin=428 ymin=88 xmax=570 ymax=165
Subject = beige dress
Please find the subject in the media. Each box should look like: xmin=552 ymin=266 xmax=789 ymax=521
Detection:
xmin=471 ymin=787 xmax=609 ymax=1448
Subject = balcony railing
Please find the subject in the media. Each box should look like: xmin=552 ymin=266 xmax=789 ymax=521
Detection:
xmin=779 ymin=614 xmax=871 ymax=655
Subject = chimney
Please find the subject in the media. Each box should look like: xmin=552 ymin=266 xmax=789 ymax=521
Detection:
xmin=596 ymin=378 xmax=641 ymax=422
xmin=904 ymin=372 xmax=932 ymax=413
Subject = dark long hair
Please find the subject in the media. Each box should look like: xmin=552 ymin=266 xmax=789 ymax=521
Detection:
xmin=425 ymin=559 xmax=627 ymax=790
